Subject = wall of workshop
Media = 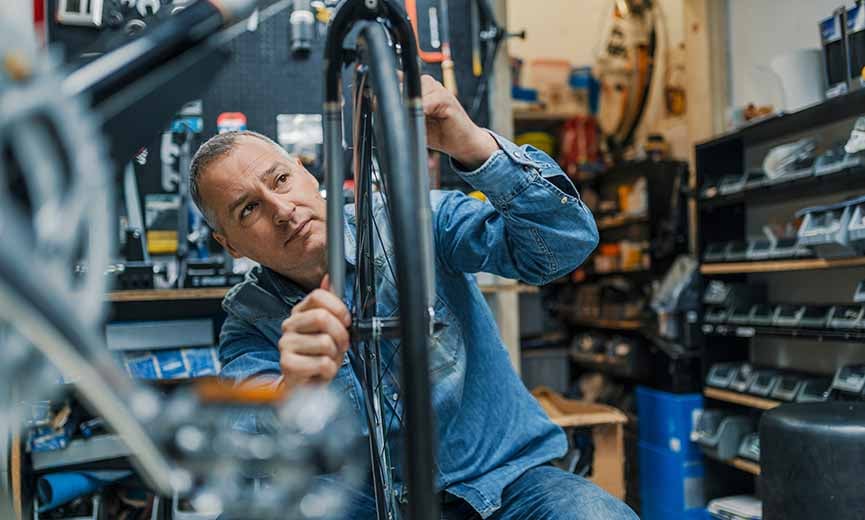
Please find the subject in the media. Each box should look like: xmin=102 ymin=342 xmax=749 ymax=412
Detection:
xmin=727 ymin=0 xmax=842 ymax=109
xmin=4 ymin=1 xmax=36 ymax=48
xmin=506 ymin=0 xmax=685 ymax=68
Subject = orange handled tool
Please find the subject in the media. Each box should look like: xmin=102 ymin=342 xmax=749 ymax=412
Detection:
xmin=404 ymin=0 xmax=458 ymax=95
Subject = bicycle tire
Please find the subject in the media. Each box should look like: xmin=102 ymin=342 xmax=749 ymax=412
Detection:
xmin=323 ymin=3 xmax=438 ymax=520
xmin=350 ymin=65 xmax=399 ymax=519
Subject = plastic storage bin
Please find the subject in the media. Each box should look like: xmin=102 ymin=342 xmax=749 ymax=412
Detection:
xmin=828 ymin=305 xmax=864 ymax=329
xmin=703 ymin=242 xmax=729 ymax=262
xmin=773 ymin=304 xmax=806 ymax=327
xmin=702 ymin=281 xmax=765 ymax=308
xmin=769 ymin=236 xmax=811 ymax=258
xmin=641 ymin=504 xmax=712 ymax=520
xmin=639 ymin=441 xmax=706 ymax=514
xmin=796 ymin=378 xmax=831 ymax=402
xmin=728 ymin=364 xmax=757 ymax=393
xmin=771 ymin=375 xmax=806 ymax=401
xmin=171 ymin=493 xmax=221 ymax=520
xmin=737 ymin=432 xmax=760 ymax=462
xmin=636 ymin=386 xmax=704 ymax=458
xmin=796 ymin=201 xmax=854 ymax=258
xmin=724 ymin=241 xmax=749 ymax=261
xmin=693 ymin=411 xmax=755 ymax=461
xmin=706 ymin=362 xmax=740 ymax=388
xmin=748 ymin=369 xmax=780 ymax=397
xmin=849 ymin=198 xmax=865 ymax=253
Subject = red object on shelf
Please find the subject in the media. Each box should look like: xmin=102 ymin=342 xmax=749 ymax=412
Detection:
xmin=33 ymin=0 xmax=45 ymax=45
xmin=33 ymin=0 xmax=44 ymax=24
xmin=559 ymin=116 xmax=599 ymax=178
xmin=216 ymin=112 xmax=248 ymax=133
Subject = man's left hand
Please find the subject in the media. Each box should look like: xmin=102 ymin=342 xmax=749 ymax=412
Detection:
xmin=420 ymin=74 xmax=499 ymax=170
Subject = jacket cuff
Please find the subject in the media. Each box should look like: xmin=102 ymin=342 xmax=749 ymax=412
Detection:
xmin=450 ymin=131 xmax=579 ymax=205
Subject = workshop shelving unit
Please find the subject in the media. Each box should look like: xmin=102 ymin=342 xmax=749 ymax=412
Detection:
xmin=557 ymin=160 xmax=689 ymax=383
xmin=552 ymin=159 xmax=689 ymax=513
xmin=694 ymin=87 xmax=865 ymax=503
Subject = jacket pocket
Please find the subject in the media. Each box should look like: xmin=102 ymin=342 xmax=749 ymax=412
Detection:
xmin=428 ymin=295 xmax=461 ymax=375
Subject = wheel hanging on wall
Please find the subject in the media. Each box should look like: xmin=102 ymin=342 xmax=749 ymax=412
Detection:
xmin=595 ymin=0 xmax=669 ymax=153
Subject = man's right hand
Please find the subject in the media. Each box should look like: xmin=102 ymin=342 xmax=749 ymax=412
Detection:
xmin=279 ymin=276 xmax=351 ymax=388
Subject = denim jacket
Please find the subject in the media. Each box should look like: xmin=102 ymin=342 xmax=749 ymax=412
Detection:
xmin=217 ymin=132 xmax=599 ymax=518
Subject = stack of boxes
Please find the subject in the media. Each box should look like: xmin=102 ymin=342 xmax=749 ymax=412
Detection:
xmin=636 ymin=386 xmax=707 ymax=519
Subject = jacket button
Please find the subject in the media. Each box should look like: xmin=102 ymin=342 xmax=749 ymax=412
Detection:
xmin=561 ymin=196 xmax=568 ymax=204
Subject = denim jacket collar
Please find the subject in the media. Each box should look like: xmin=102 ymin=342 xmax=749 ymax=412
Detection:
xmin=222 ymin=210 xmax=358 ymax=320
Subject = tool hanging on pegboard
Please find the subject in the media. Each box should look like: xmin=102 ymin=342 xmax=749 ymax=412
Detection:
xmin=405 ymin=0 xmax=457 ymax=94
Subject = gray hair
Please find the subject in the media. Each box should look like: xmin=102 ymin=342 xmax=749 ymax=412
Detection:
xmin=189 ymin=130 xmax=287 ymax=231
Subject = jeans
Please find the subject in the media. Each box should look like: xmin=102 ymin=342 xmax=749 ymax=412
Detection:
xmin=341 ymin=465 xmax=639 ymax=520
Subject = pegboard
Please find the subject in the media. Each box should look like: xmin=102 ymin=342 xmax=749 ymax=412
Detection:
xmin=199 ymin=0 xmax=490 ymax=139
xmin=47 ymin=0 xmax=495 ymax=190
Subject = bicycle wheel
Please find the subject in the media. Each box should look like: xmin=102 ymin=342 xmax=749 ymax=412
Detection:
xmin=323 ymin=3 xmax=438 ymax=520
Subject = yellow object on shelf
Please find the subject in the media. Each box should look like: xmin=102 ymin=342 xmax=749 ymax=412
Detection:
xmin=515 ymin=132 xmax=556 ymax=156
xmin=146 ymin=230 xmax=178 ymax=255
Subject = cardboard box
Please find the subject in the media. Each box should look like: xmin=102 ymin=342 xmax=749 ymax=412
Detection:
xmin=532 ymin=386 xmax=628 ymax=499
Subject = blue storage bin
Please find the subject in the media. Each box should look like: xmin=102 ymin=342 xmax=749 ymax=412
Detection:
xmin=641 ymin=504 xmax=712 ymax=520
xmin=639 ymin=441 xmax=706 ymax=513
xmin=637 ymin=386 xmax=704 ymax=458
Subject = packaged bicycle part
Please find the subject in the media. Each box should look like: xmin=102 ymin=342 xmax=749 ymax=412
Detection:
xmin=572 ymin=332 xmax=605 ymax=354
xmin=706 ymin=363 xmax=740 ymax=388
xmin=773 ymin=304 xmax=806 ymax=327
xmin=796 ymin=200 xmax=855 ymax=258
xmin=855 ymin=280 xmax=865 ymax=303
xmin=693 ymin=410 xmax=755 ymax=461
xmin=830 ymin=363 xmax=865 ymax=397
xmin=728 ymin=304 xmax=754 ymax=325
xmin=718 ymin=173 xmax=747 ymax=195
xmin=800 ymin=305 xmax=833 ymax=328
xmin=796 ymin=378 xmax=832 ymax=403
xmin=703 ymin=281 xmax=766 ymax=307
xmin=748 ymin=369 xmax=780 ymax=396
xmin=729 ymin=364 xmax=758 ymax=393
xmin=704 ymin=242 xmax=730 ymax=262
xmin=750 ymin=304 xmax=776 ymax=326
xmin=828 ymin=305 xmax=864 ymax=329
xmin=737 ymin=432 xmax=760 ymax=462
xmin=704 ymin=307 xmax=730 ymax=324
xmin=762 ymin=138 xmax=817 ymax=181
xmin=703 ymin=280 xmax=733 ymax=305
xmin=771 ymin=374 xmax=805 ymax=402
xmin=707 ymin=495 xmax=762 ymax=520
xmin=746 ymin=239 xmax=774 ymax=260
xmin=724 ymin=241 xmax=750 ymax=262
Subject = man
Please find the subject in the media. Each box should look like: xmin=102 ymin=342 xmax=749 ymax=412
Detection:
xmin=189 ymin=74 xmax=638 ymax=519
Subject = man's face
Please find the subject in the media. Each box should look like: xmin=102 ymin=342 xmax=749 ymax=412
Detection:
xmin=201 ymin=136 xmax=327 ymax=278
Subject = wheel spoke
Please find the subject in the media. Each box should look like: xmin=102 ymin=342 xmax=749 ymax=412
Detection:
xmin=368 ymin=151 xmax=399 ymax=287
